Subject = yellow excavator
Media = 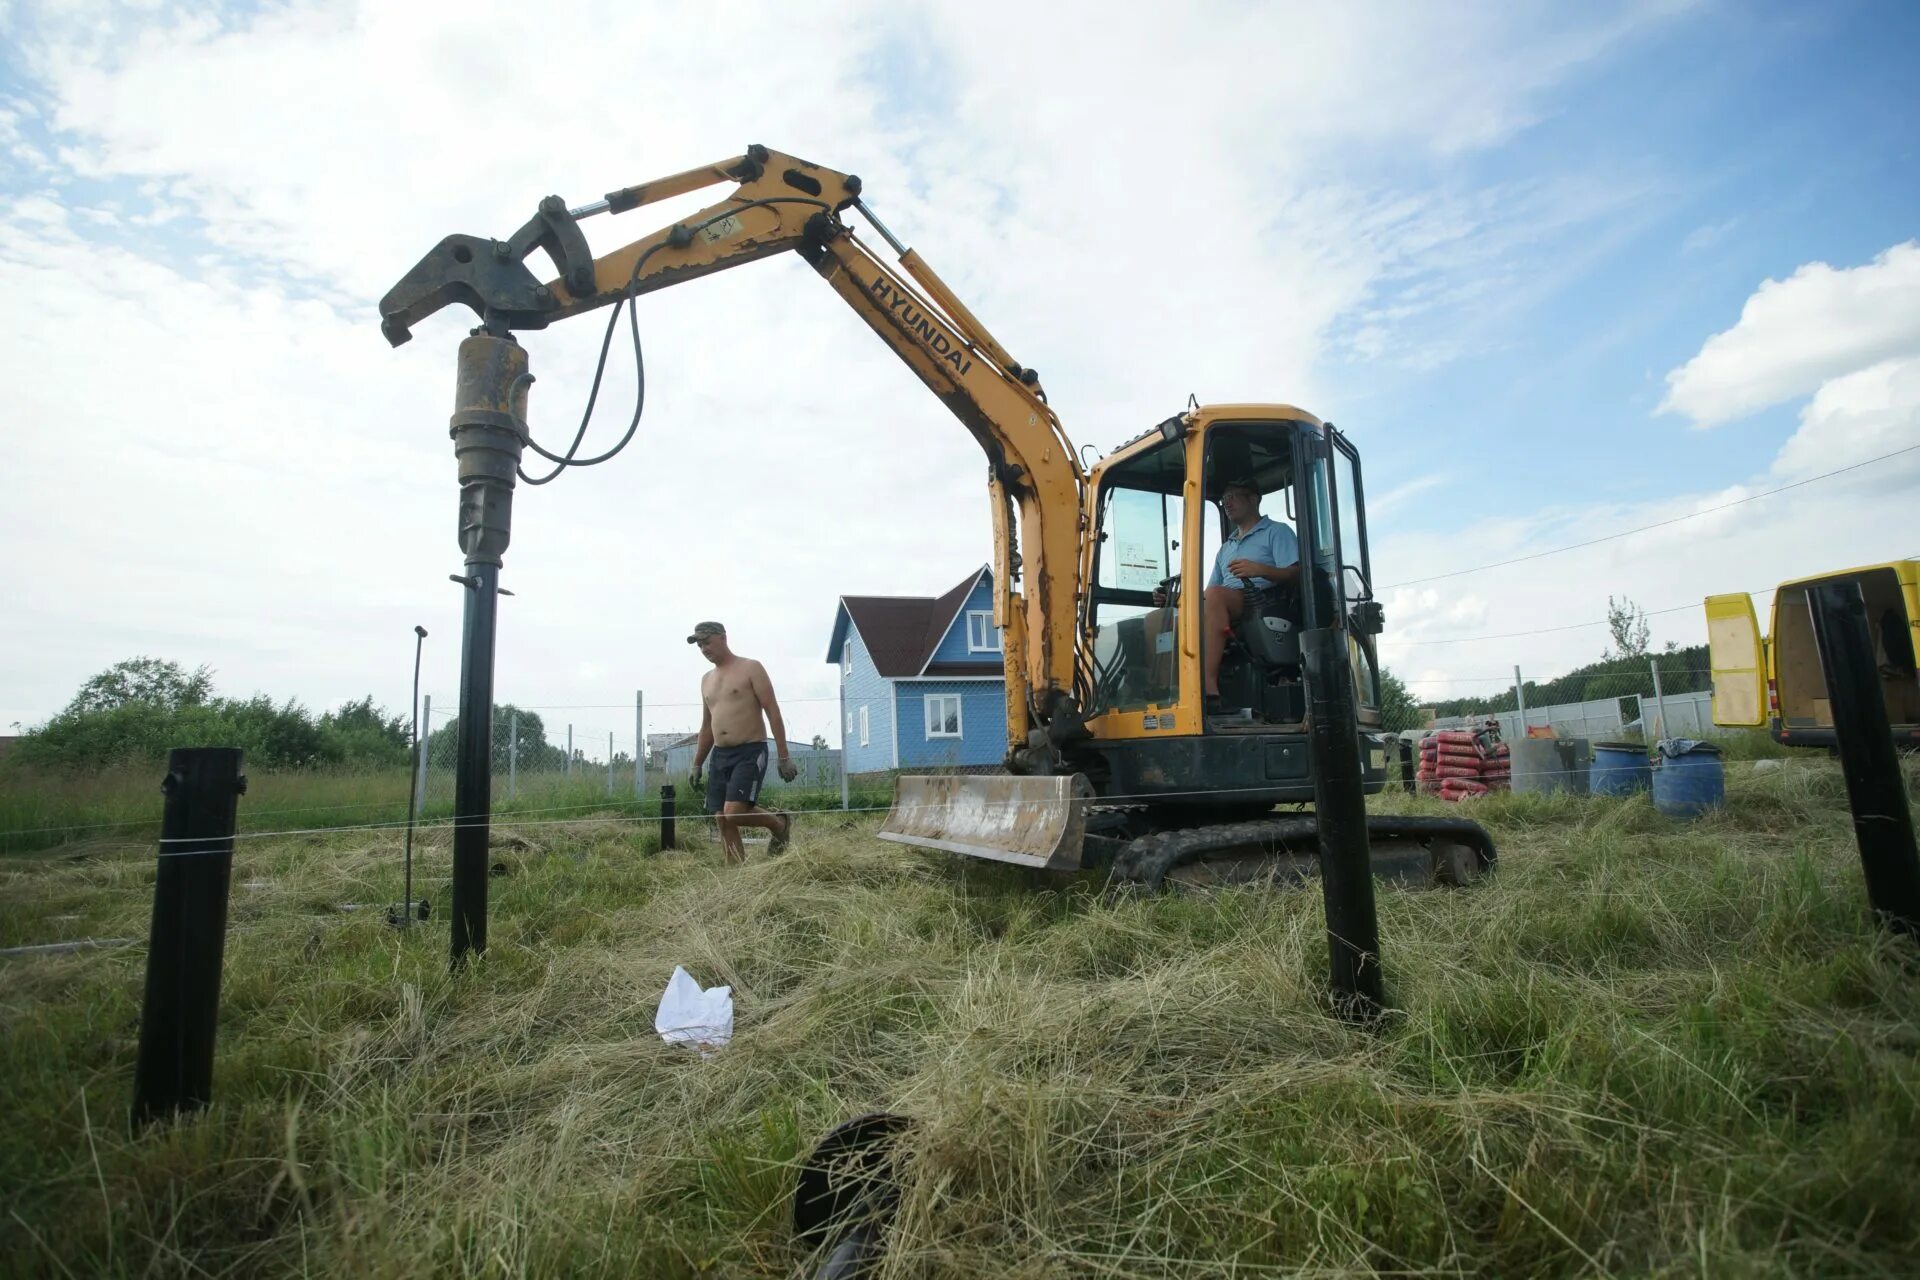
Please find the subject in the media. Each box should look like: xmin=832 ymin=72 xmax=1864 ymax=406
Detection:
xmin=381 ymin=145 xmax=1494 ymax=889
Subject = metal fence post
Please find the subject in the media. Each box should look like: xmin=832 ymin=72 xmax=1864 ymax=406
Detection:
xmin=1648 ymin=658 xmax=1670 ymax=741
xmin=634 ymin=690 xmax=644 ymax=797
xmin=567 ymin=724 xmax=573 ymax=778
xmin=1512 ymin=666 xmax=1528 ymax=737
xmin=660 ymin=783 xmax=677 ymax=850
xmin=1808 ymin=581 xmax=1920 ymax=938
xmin=132 ymin=747 xmax=245 ymax=1128
xmin=607 ymin=732 xmax=614 ymax=796
xmin=1303 ymin=627 xmax=1384 ymax=1021
xmin=509 ymin=713 xmax=518 ymax=802
xmin=414 ymin=695 xmax=431 ymax=817
xmin=839 ymin=674 xmax=850 ymax=811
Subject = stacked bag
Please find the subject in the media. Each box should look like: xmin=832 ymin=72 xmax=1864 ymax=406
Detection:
xmin=1416 ymin=727 xmax=1511 ymax=802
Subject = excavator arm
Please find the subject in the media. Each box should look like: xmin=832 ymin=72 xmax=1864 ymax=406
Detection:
xmin=379 ymin=146 xmax=1089 ymax=770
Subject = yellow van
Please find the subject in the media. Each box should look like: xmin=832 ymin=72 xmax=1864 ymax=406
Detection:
xmin=1706 ymin=559 xmax=1920 ymax=748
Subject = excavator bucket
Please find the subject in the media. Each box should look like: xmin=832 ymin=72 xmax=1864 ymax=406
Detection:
xmin=877 ymin=774 xmax=1094 ymax=871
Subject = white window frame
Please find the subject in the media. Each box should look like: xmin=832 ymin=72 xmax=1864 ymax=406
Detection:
xmin=847 ymin=711 xmax=855 ymax=737
xmin=965 ymin=611 xmax=1001 ymax=652
xmin=924 ymin=693 xmax=963 ymax=739
xmin=859 ymin=705 xmax=870 ymax=747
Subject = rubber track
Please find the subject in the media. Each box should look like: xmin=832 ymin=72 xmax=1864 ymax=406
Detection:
xmin=1110 ymin=815 xmax=1498 ymax=891
xmin=1112 ymin=818 xmax=1322 ymax=890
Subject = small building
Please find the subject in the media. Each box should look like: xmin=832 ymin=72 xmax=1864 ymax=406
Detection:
xmin=826 ymin=565 xmax=1007 ymax=775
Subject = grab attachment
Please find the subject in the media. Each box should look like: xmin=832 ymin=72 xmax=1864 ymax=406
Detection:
xmin=379 ymin=195 xmax=595 ymax=345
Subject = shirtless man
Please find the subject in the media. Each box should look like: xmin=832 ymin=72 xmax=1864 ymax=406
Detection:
xmin=687 ymin=621 xmax=798 ymax=864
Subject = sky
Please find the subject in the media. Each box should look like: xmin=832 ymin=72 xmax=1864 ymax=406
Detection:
xmin=2 ymin=0 xmax=1917 ymax=755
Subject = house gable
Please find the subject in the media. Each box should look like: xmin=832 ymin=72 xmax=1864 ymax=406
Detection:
xmin=920 ymin=568 xmax=1001 ymax=673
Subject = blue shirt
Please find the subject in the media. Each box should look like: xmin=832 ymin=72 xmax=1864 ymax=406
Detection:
xmin=1209 ymin=515 xmax=1298 ymax=589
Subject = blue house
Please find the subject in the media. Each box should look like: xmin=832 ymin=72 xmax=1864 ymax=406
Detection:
xmin=826 ymin=566 xmax=1007 ymax=775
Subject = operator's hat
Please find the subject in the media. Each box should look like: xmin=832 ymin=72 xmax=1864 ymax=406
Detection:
xmin=686 ymin=621 xmax=726 ymax=643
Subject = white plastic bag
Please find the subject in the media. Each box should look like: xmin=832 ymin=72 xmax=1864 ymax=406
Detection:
xmin=654 ymin=965 xmax=733 ymax=1057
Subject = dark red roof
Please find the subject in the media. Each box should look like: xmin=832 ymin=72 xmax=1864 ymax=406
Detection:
xmin=838 ymin=567 xmax=992 ymax=678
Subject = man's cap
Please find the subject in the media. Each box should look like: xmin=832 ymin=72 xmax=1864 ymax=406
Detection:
xmin=686 ymin=621 xmax=726 ymax=644
xmin=1220 ymin=477 xmax=1262 ymax=498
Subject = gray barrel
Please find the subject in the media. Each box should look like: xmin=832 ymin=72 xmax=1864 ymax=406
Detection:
xmin=1509 ymin=737 xmax=1592 ymax=795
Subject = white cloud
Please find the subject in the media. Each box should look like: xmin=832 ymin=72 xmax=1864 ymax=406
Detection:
xmin=1 ymin=0 xmax=1696 ymax=741
xmin=1770 ymin=355 xmax=1920 ymax=481
xmin=1660 ymin=240 xmax=1920 ymax=428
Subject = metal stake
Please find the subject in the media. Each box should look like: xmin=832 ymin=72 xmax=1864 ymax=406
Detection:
xmin=660 ymin=784 xmax=677 ymax=851
xmin=1649 ymin=658 xmax=1670 ymax=741
xmin=1808 ymin=581 xmax=1920 ymax=938
xmin=1303 ymin=628 xmax=1385 ymax=1021
xmin=509 ymin=713 xmax=519 ymax=801
xmin=414 ymin=695 xmax=432 ymax=817
xmin=634 ymin=691 xmax=644 ymax=797
xmin=132 ymin=748 xmax=245 ymax=1128
xmin=1513 ymin=665 xmax=1528 ymax=738
xmin=607 ymin=732 xmax=614 ymax=796
xmin=395 ymin=625 xmax=428 ymax=929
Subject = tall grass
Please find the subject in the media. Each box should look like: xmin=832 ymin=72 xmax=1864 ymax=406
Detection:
xmin=2 ymin=759 xmax=1917 ymax=1275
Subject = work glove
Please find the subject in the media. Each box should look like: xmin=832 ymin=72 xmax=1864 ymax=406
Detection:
xmin=689 ymin=768 xmax=704 ymax=791
xmin=777 ymin=757 xmax=798 ymax=783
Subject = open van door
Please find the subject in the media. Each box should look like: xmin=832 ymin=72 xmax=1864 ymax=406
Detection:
xmin=1705 ymin=593 xmax=1765 ymax=727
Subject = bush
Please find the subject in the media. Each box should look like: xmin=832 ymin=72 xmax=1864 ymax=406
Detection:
xmin=11 ymin=659 xmax=414 ymax=772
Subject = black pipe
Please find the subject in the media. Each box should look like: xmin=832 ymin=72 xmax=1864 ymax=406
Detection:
xmin=132 ymin=747 xmax=245 ymax=1128
xmin=660 ymin=783 xmax=677 ymax=851
xmin=1396 ymin=737 xmax=1416 ymax=794
xmin=451 ymin=566 xmax=498 ymax=963
xmin=1808 ymin=581 xmax=1920 ymax=938
xmin=1302 ymin=627 xmax=1385 ymax=1020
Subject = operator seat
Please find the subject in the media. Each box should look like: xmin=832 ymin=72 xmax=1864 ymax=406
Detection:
xmin=1233 ymin=583 xmax=1302 ymax=669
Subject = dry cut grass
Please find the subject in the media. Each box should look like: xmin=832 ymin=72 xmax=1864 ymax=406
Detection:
xmin=2 ymin=758 xmax=1918 ymax=1277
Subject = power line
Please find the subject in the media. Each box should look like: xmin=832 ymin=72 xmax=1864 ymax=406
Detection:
xmin=1381 ymin=443 xmax=1920 ymax=590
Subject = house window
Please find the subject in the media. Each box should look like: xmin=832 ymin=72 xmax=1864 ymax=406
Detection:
xmin=847 ymin=711 xmax=855 ymax=737
xmin=925 ymin=693 xmax=963 ymax=738
xmin=859 ymin=705 xmax=870 ymax=747
xmin=966 ymin=611 xmax=1001 ymax=652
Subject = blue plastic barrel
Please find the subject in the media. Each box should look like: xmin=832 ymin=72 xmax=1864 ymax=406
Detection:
xmin=1652 ymin=740 xmax=1724 ymax=817
xmin=1591 ymin=742 xmax=1652 ymax=797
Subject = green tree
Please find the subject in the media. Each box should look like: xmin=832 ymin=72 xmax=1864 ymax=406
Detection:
xmin=63 ymin=657 xmax=213 ymax=716
xmin=1377 ymin=667 xmax=1424 ymax=733
xmin=427 ymin=703 xmax=563 ymax=769
xmin=1605 ymin=594 xmax=1651 ymax=659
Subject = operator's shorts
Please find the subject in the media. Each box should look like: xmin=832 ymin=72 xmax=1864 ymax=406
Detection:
xmin=704 ymin=742 xmax=768 ymax=813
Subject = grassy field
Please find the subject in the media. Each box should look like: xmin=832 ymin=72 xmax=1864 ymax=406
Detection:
xmin=0 ymin=763 xmax=884 ymax=856
xmin=2 ymin=758 xmax=1918 ymax=1276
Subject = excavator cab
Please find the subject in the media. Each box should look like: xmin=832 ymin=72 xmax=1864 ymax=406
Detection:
xmin=1073 ymin=407 xmax=1388 ymax=801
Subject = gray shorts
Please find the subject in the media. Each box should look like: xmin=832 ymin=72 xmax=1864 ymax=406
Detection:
xmin=704 ymin=742 xmax=768 ymax=812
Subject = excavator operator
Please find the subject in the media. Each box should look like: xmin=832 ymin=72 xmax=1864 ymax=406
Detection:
xmin=1155 ymin=479 xmax=1301 ymax=707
